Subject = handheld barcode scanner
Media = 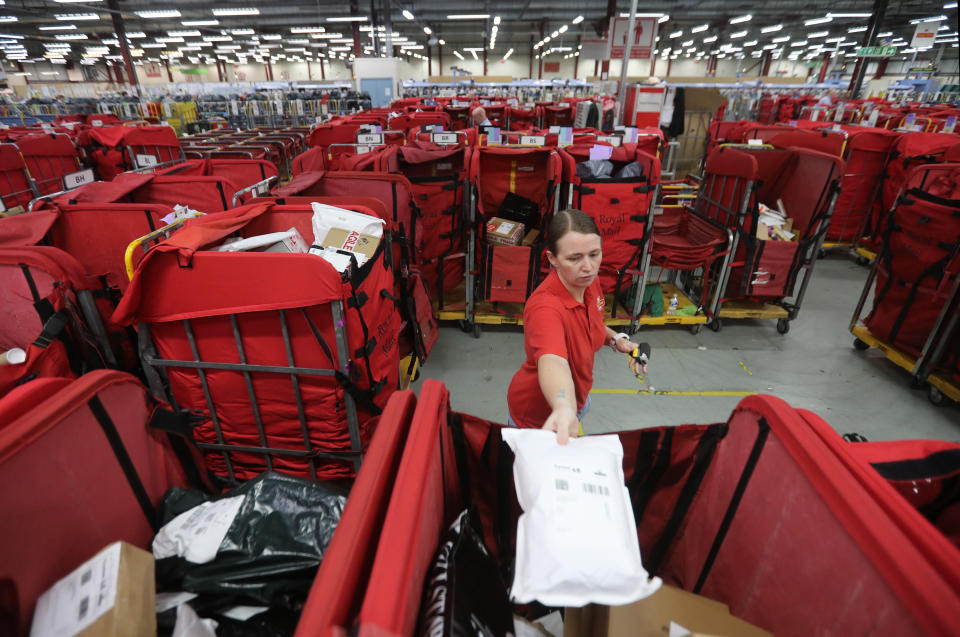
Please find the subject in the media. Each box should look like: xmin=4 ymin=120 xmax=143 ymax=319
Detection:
xmin=631 ymin=342 xmax=651 ymax=368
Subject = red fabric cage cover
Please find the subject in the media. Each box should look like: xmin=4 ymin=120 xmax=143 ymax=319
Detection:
xmin=112 ymin=202 xmax=401 ymax=481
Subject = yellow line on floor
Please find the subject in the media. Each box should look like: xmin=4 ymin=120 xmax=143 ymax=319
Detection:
xmin=591 ymin=389 xmax=757 ymax=397
xmin=738 ymin=361 xmax=753 ymax=376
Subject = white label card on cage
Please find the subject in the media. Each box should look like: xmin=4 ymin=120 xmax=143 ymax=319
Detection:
xmin=616 ymin=127 xmax=638 ymax=143
xmin=136 ymin=153 xmax=158 ymax=167
xmin=141 ymin=103 xmax=150 ymax=117
xmin=811 ymin=109 xmax=820 ymax=122
xmin=275 ymin=100 xmax=284 ymax=115
xmin=163 ymin=102 xmax=173 ymax=118
xmin=295 ymin=100 xmax=304 ymax=115
xmin=250 ymin=101 xmax=260 ymax=116
xmin=91 ymin=119 xmax=104 ymax=127
xmin=747 ymin=139 xmax=763 ymax=146
xmin=558 ymin=102 xmax=570 ymax=108
xmin=834 ymin=105 xmax=844 ymax=122
xmin=62 ymin=168 xmax=95 ymax=190
xmin=521 ymin=135 xmax=546 ymax=146
xmin=548 ymin=125 xmax=561 ymax=134
xmin=321 ymin=103 xmax=329 ymax=115
xmin=230 ymin=101 xmax=239 ymax=115
xmin=831 ymin=124 xmax=843 ymax=133
xmin=867 ymin=109 xmax=880 ymax=128
xmin=357 ymin=133 xmax=383 ymax=145
xmin=355 ymin=144 xmax=372 ymax=154
xmin=431 ymin=132 xmax=458 ymax=144
xmin=596 ymin=135 xmax=621 ymax=147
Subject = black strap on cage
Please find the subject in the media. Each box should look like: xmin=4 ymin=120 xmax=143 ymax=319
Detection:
xmin=447 ymin=412 xmax=474 ymax=511
xmin=88 ymin=396 xmax=158 ymax=531
xmin=32 ymin=310 xmax=69 ymax=349
xmin=299 ymin=308 xmax=337 ymax=369
xmin=628 ymin=428 xmax=674 ymax=524
xmin=693 ymin=419 xmax=769 ymax=594
xmin=645 ymin=423 xmax=726 ymax=576
xmin=19 ymin=264 xmax=55 ymax=324
xmin=149 ymin=407 xmax=206 ymax=490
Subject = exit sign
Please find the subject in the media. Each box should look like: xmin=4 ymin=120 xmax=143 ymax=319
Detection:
xmin=857 ymin=46 xmax=897 ymax=57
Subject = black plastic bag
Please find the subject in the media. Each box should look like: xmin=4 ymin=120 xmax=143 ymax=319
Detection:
xmin=498 ymin=191 xmax=540 ymax=229
xmin=416 ymin=509 xmax=514 ymax=637
xmin=155 ymin=472 xmax=349 ymax=606
xmin=613 ymin=161 xmax=645 ymax=179
xmin=576 ymin=159 xmax=614 ymax=179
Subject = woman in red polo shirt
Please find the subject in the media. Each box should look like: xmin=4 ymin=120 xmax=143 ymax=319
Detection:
xmin=507 ymin=208 xmax=648 ymax=444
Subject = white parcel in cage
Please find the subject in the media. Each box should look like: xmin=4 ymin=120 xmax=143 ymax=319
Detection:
xmin=308 ymin=202 xmax=386 ymax=272
xmin=501 ymin=429 xmax=662 ymax=607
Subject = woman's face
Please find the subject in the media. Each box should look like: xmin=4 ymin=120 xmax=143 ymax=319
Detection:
xmin=547 ymin=231 xmax=602 ymax=291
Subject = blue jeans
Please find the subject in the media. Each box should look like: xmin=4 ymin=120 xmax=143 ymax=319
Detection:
xmin=507 ymin=395 xmax=591 ymax=428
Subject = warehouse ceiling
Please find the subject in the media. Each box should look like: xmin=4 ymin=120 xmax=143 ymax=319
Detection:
xmin=0 ymin=0 xmax=955 ymax=67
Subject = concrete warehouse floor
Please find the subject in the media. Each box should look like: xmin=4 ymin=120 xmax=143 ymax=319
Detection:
xmin=415 ymin=255 xmax=960 ymax=441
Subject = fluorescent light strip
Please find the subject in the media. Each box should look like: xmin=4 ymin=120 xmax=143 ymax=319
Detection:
xmin=691 ymin=24 xmax=708 ymax=33
xmin=808 ymin=31 xmax=829 ymax=38
xmin=772 ymin=35 xmax=790 ymax=43
xmin=291 ymin=27 xmax=325 ymax=33
xmin=729 ymin=14 xmax=752 ymax=24
xmin=760 ymin=24 xmax=782 ymax=33
xmin=828 ymin=12 xmax=871 ymax=18
xmin=182 ymin=20 xmax=219 ymax=26
xmin=326 ymin=16 xmax=368 ymax=22
xmin=136 ymin=9 xmax=181 ymax=18
xmin=55 ymin=33 xmax=87 ymax=40
xmin=39 ymin=24 xmax=76 ymax=30
xmin=572 ymin=15 xmax=584 ymax=24
xmin=805 ymin=16 xmax=832 ymax=26
xmin=447 ymin=14 xmax=490 ymax=19
xmin=168 ymin=30 xmax=200 ymax=37
xmin=848 ymin=26 xmax=867 ymax=33
xmin=731 ymin=30 xmax=748 ymax=38
xmin=55 ymin=13 xmax=98 ymax=20
xmin=212 ymin=8 xmax=260 ymax=16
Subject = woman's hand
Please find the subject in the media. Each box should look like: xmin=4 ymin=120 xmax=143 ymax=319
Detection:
xmin=542 ymin=405 xmax=580 ymax=445
xmin=614 ymin=337 xmax=648 ymax=375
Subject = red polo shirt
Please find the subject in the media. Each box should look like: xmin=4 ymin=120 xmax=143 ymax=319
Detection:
xmin=507 ymin=270 xmax=607 ymax=428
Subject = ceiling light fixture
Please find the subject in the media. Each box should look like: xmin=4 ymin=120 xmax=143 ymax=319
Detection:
xmin=703 ymin=35 xmax=717 ymax=43
xmin=39 ymin=24 xmax=77 ymax=30
xmin=182 ymin=20 xmax=219 ymax=26
xmin=760 ymin=24 xmax=783 ymax=33
xmin=55 ymin=13 xmax=98 ymax=20
xmin=729 ymin=14 xmax=752 ymax=24
xmin=658 ymin=15 xmax=670 ymax=23
xmin=691 ymin=24 xmax=708 ymax=33
xmin=326 ymin=16 xmax=368 ymax=22
xmin=212 ymin=8 xmax=259 ymax=16
xmin=402 ymin=9 xmax=414 ymax=20
xmin=731 ymin=30 xmax=748 ymax=38
xmin=808 ymin=31 xmax=829 ymax=38
xmin=572 ymin=15 xmax=584 ymax=24
xmin=447 ymin=14 xmax=490 ymax=19
xmin=804 ymin=16 xmax=832 ymax=26
xmin=136 ymin=9 xmax=181 ymax=19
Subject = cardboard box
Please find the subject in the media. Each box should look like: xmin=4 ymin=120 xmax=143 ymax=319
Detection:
xmin=321 ymin=227 xmax=381 ymax=260
xmin=563 ymin=585 xmax=772 ymax=637
xmin=486 ymin=217 xmax=525 ymax=246
xmin=30 ymin=541 xmax=156 ymax=637
xmin=521 ymin=229 xmax=540 ymax=246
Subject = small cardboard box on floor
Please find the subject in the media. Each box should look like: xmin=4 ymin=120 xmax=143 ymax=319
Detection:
xmin=30 ymin=541 xmax=156 ymax=637
xmin=563 ymin=584 xmax=772 ymax=637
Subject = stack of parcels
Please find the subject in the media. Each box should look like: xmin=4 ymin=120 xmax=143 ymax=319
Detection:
xmin=756 ymin=201 xmax=796 ymax=242
xmin=212 ymin=203 xmax=385 ymax=273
